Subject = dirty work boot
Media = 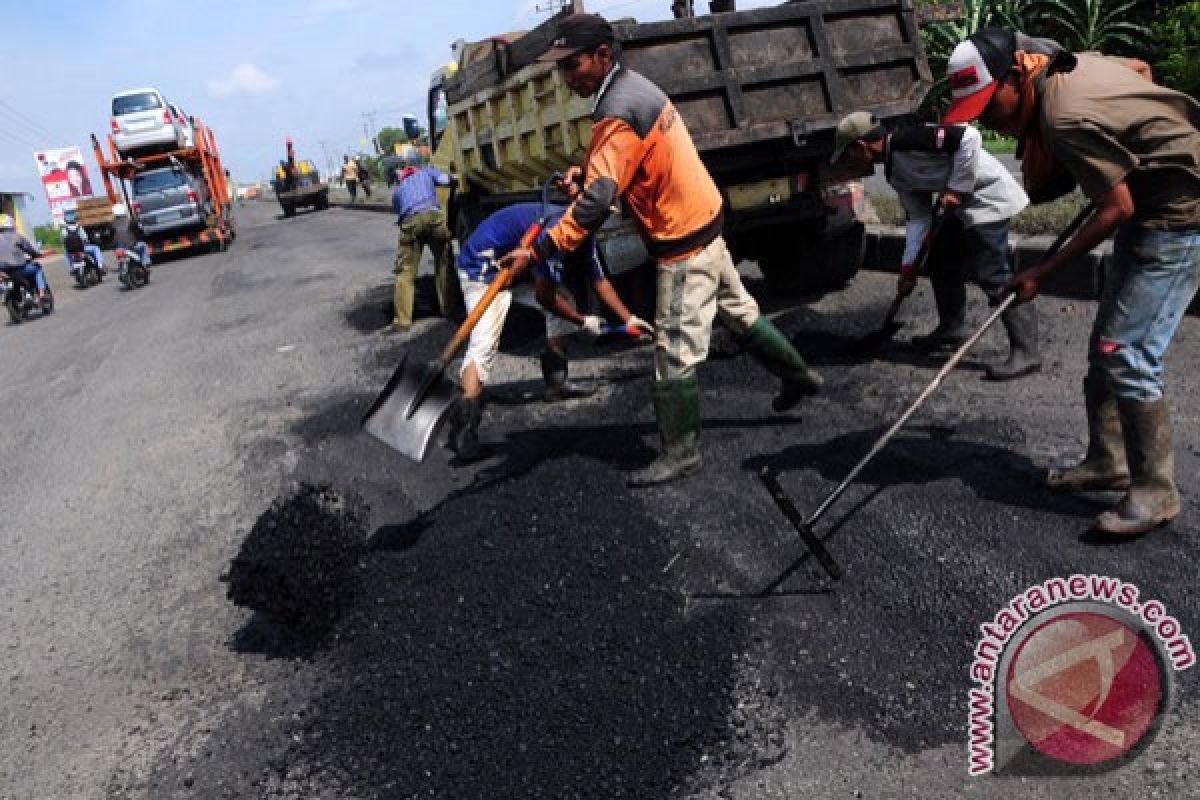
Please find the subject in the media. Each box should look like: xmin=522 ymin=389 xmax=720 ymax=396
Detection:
xmin=1094 ymin=398 xmax=1181 ymax=535
xmin=985 ymin=301 xmax=1042 ymax=381
xmin=628 ymin=376 xmax=703 ymax=488
xmin=540 ymin=348 xmax=595 ymax=402
xmin=1045 ymin=373 xmax=1131 ymax=491
xmin=912 ymin=278 xmax=969 ymax=351
xmin=451 ymin=396 xmax=485 ymax=462
xmin=740 ymin=317 xmax=823 ymax=412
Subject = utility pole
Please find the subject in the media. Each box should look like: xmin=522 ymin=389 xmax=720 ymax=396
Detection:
xmin=317 ymin=139 xmax=335 ymax=178
xmin=362 ymin=112 xmax=380 ymax=155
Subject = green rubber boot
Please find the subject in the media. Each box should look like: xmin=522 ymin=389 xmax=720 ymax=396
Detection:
xmin=741 ymin=316 xmax=823 ymax=412
xmin=628 ymin=376 xmax=703 ymax=488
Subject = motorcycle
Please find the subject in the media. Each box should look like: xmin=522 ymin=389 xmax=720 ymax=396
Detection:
xmin=68 ymin=250 xmax=103 ymax=289
xmin=116 ymin=246 xmax=150 ymax=290
xmin=1 ymin=263 xmax=54 ymax=323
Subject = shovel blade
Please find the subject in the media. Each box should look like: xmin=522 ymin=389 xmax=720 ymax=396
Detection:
xmin=361 ymin=355 xmax=459 ymax=463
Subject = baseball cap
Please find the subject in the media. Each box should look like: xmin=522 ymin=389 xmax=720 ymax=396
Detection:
xmin=539 ymin=13 xmax=615 ymax=62
xmin=829 ymin=111 xmax=884 ymax=165
xmin=942 ymin=27 xmax=1017 ymax=124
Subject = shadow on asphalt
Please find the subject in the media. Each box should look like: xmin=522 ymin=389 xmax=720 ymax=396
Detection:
xmin=743 ymin=421 xmax=1110 ymax=522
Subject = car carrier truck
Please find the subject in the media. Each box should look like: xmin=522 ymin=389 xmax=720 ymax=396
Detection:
xmin=91 ymin=116 xmax=235 ymax=257
xmin=427 ymin=0 xmax=934 ymax=293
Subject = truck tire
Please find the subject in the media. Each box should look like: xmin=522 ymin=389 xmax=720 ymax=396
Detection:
xmin=282 ymin=202 xmax=295 ymax=218
xmin=315 ymin=193 xmax=329 ymax=210
xmin=757 ymin=220 xmax=865 ymax=295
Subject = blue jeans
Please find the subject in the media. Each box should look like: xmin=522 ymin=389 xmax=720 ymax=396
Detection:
xmin=86 ymin=244 xmax=104 ymax=271
xmin=1089 ymin=225 xmax=1200 ymax=401
xmin=19 ymin=262 xmax=46 ymax=291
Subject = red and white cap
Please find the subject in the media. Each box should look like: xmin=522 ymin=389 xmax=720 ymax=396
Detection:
xmin=942 ymin=28 xmax=1017 ymax=124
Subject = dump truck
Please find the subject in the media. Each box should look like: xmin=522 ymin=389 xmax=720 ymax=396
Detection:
xmin=91 ymin=116 xmax=235 ymax=257
xmin=427 ymin=0 xmax=934 ymax=292
xmin=272 ymin=138 xmax=330 ymax=216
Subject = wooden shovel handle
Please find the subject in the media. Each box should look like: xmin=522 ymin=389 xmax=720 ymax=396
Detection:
xmin=435 ymin=222 xmax=543 ymax=366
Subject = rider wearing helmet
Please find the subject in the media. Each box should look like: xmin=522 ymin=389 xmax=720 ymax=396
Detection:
xmin=62 ymin=208 xmax=106 ymax=277
xmin=0 ymin=214 xmax=49 ymax=300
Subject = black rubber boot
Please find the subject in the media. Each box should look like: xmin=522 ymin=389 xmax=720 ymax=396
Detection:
xmin=912 ymin=278 xmax=969 ymax=351
xmin=1045 ymin=373 xmax=1131 ymax=491
xmin=627 ymin=376 xmax=703 ymax=488
xmin=540 ymin=347 xmax=595 ymax=402
xmin=452 ymin=396 xmax=485 ymax=462
xmin=986 ymin=301 xmax=1042 ymax=381
xmin=1094 ymin=398 xmax=1181 ymax=535
xmin=740 ymin=317 xmax=822 ymax=412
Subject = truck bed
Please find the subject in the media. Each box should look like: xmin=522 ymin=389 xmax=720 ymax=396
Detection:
xmin=447 ymin=0 xmax=931 ymax=166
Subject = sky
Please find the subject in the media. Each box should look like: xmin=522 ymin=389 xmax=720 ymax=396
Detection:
xmin=0 ymin=0 xmax=779 ymax=227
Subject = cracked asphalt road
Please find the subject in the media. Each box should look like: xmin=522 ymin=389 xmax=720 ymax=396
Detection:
xmin=1 ymin=201 xmax=1197 ymax=798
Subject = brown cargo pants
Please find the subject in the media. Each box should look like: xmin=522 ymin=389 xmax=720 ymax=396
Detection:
xmin=393 ymin=209 xmax=462 ymax=327
xmin=654 ymin=235 xmax=761 ymax=380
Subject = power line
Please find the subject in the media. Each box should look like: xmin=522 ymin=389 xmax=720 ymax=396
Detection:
xmin=0 ymin=99 xmax=62 ymax=142
xmin=0 ymin=124 xmax=40 ymax=150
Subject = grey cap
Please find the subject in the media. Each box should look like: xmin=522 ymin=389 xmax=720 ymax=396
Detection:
xmin=830 ymin=111 xmax=884 ymax=165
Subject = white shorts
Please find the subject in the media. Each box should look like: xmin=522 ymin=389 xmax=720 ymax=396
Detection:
xmin=458 ymin=272 xmax=578 ymax=384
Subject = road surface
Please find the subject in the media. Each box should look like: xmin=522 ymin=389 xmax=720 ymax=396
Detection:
xmin=1 ymin=201 xmax=1197 ymax=798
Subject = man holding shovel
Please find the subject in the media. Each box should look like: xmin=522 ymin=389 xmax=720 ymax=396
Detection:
xmin=830 ymin=111 xmax=1035 ymax=379
xmin=498 ymin=12 xmax=823 ymax=487
xmin=943 ymin=27 xmax=1200 ymax=535
xmin=449 ymin=202 xmax=651 ymax=461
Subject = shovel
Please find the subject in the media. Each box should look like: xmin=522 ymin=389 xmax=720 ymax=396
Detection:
xmin=362 ymin=177 xmax=559 ymax=462
xmin=845 ymin=203 xmax=949 ymax=356
xmin=764 ymin=202 xmax=1096 ymax=580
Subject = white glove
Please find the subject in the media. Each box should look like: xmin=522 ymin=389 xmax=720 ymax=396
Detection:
xmin=625 ymin=315 xmax=653 ymax=339
xmin=580 ymin=314 xmax=605 ymax=338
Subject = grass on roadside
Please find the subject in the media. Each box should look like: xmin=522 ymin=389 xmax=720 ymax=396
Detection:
xmin=867 ymin=190 xmax=1090 ymax=237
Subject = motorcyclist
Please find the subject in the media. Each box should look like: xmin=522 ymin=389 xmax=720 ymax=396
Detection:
xmin=62 ymin=209 xmax=106 ymax=277
xmin=113 ymin=217 xmax=152 ymax=271
xmin=0 ymin=214 xmax=49 ymax=301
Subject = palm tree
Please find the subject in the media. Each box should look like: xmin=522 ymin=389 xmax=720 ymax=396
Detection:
xmin=1031 ymin=0 xmax=1151 ymax=53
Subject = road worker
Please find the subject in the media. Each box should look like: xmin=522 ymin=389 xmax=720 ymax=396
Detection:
xmin=450 ymin=202 xmax=651 ymax=461
xmin=499 ymin=12 xmax=822 ymax=487
xmin=830 ymin=111 xmax=1036 ymax=379
xmin=943 ymin=27 xmax=1200 ymax=534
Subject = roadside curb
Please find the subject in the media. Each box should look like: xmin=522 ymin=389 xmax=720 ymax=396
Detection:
xmin=865 ymin=224 xmax=1200 ymax=315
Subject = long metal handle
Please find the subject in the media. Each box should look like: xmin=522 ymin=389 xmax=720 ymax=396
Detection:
xmin=808 ymin=294 xmax=1014 ymax=527
xmin=807 ymin=200 xmax=1097 ymax=530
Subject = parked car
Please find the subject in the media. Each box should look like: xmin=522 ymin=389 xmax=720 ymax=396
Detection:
xmin=169 ymin=103 xmax=195 ymax=148
xmin=130 ymin=165 xmax=211 ymax=236
xmin=111 ymin=88 xmax=186 ymax=157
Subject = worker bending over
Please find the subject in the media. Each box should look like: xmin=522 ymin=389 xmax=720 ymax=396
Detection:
xmin=831 ymin=111 xmax=1037 ymax=380
xmin=450 ymin=201 xmax=651 ymax=462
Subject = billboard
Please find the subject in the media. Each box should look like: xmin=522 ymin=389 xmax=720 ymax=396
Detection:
xmin=34 ymin=146 xmax=95 ymax=224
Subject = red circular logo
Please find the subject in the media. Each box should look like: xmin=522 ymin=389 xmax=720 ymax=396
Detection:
xmin=1005 ymin=611 xmax=1165 ymax=766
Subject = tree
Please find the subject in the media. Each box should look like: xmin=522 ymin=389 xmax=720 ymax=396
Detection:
xmin=376 ymin=126 xmax=410 ymax=156
xmin=1151 ymin=0 xmax=1200 ymax=95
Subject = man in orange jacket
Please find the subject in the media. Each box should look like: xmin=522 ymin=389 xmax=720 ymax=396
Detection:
xmin=500 ymin=13 xmax=822 ymax=487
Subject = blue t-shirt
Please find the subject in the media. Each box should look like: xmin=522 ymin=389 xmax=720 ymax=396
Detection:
xmin=457 ymin=202 xmax=604 ymax=285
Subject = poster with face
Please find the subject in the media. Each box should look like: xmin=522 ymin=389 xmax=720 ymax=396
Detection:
xmin=34 ymin=146 xmax=94 ymax=224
